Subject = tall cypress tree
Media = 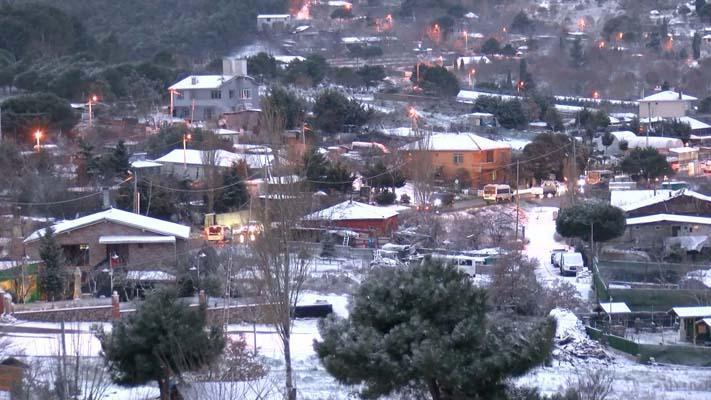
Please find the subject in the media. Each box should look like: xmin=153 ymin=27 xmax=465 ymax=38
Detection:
xmin=38 ymin=227 xmax=67 ymax=301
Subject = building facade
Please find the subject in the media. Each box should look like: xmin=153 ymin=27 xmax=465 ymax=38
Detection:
xmin=638 ymin=90 xmax=697 ymax=119
xmin=401 ymin=133 xmax=512 ymax=188
xmin=169 ymin=58 xmax=260 ymax=121
xmin=24 ymin=209 xmax=190 ymax=284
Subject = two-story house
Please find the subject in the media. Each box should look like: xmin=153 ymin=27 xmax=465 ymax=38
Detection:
xmin=400 ymin=133 xmax=512 ymax=188
xmin=639 ymin=90 xmax=697 ymax=119
xmin=169 ymin=58 xmax=260 ymax=121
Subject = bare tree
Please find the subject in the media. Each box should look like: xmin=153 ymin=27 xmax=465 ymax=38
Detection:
xmin=567 ymin=368 xmax=614 ymax=400
xmin=408 ymin=128 xmax=436 ymax=205
xmin=201 ymin=134 xmax=222 ymax=213
xmin=251 ymin=100 xmax=312 ymax=399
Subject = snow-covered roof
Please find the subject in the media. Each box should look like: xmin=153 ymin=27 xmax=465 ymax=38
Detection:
xmin=621 ymin=189 xmax=711 ymax=212
xmin=99 ymin=235 xmax=176 ymax=244
xmin=626 ymin=213 xmax=711 ymax=226
xmin=257 ymin=14 xmax=291 ymax=19
xmin=595 ymin=302 xmax=631 ymax=314
xmin=456 ymin=90 xmax=517 ymax=104
xmin=214 ymin=128 xmax=239 ymax=135
xmin=328 ymin=0 xmax=352 ymax=6
xmin=155 ymin=149 xmax=273 ymax=169
xmin=669 ymin=147 xmax=698 ymax=154
xmin=402 ymin=133 xmax=510 ymax=152
xmin=639 ymin=90 xmax=698 ymax=102
xmin=131 ymin=160 xmax=162 ymax=169
xmin=25 ymin=208 xmax=190 ymax=242
xmin=455 ymin=56 xmax=491 ymax=65
xmin=610 ymin=131 xmax=637 ymax=141
xmin=126 ymin=270 xmax=177 ymax=282
xmin=303 ymin=201 xmax=398 ymax=221
xmin=670 ymin=306 xmax=711 ymax=318
xmin=169 ymin=75 xmax=234 ymax=90
xmin=273 ymin=55 xmax=305 ymax=64
xmin=610 ymin=190 xmax=674 ymax=208
xmin=678 ymin=116 xmax=711 ymax=130
xmin=626 ymin=136 xmax=683 ymax=150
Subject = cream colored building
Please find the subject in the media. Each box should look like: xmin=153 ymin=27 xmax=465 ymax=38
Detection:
xmin=638 ymin=90 xmax=697 ymax=119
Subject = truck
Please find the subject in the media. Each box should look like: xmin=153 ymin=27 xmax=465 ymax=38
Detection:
xmin=483 ymin=184 xmax=512 ymax=203
xmin=558 ymin=252 xmax=584 ymax=276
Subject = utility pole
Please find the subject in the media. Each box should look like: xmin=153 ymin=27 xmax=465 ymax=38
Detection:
xmin=571 ymin=136 xmax=577 ymax=205
xmin=133 ymin=169 xmax=140 ymax=214
xmin=0 ymin=104 xmax=3 ymax=142
xmin=515 ymin=160 xmax=520 ymax=241
xmin=646 ymin=102 xmax=651 ymax=147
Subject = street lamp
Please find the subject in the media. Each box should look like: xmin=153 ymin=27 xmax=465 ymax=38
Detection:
xmin=33 ymin=130 xmax=42 ymax=152
xmin=468 ymin=68 xmax=476 ymax=87
xmin=516 ymin=80 xmax=525 ymax=94
xmin=190 ymin=251 xmax=207 ymax=292
xmin=169 ymin=89 xmax=179 ymax=117
xmin=182 ymin=132 xmax=192 ymax=168
xmin=103 ymin=253 xmax=118 ymax=295
xmin=463 ymin=30 xmax=468 ymax=52
xmin=407 ymin=106 xmax=419 ymax=134
xmin=88 ymin=95 xmax=99 ymax=127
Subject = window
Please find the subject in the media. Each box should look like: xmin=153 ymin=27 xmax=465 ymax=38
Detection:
xmin=240 ymin=89 xmax=251 ymax=99
xmin=485 ymin=150 xmax=494 ymax=163
xmin=634 ymin=226 xmax=640 ymax=230
xmin=211 ymin=90 xmax=222 ymax=99
xmin=453 ymin=153 xmax=464 ymax=164
xmin=62 ymin=244 xmax=90 ymax=266
xmin=654 ymin=226 xmax=661 ymax=230
xmin=229 ymin=89 xmax=235 ymax=99
xmin=204 ymin=108 xmax=213 ymax=120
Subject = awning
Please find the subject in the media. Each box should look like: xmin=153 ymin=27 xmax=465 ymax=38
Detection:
xmin=99 ymin=235 xmax=176 ymax=244
xmin=594 ymin=302 xmax=632 ymax=315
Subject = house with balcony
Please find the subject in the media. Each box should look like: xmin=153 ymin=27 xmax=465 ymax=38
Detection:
xmin=23 ymin=208 xmax=190 ymax=290
xmin=169 ymin=58 xmax=260 ymax=121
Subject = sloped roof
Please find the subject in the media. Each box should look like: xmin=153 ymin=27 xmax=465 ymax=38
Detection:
xmin=677 ymin=116 xmax=711 ymax=130
xmin=621 ymin=189 xmax=711 ymax=212
xmin=670 ymin=306 xmax=711 ymax=318
xmin=595 ymin=302 xmax=632 ymax=314
xmin=155 ymin=149 xmax=272 ymax=169
xmin=303 ymin=201 xmax=398 ymax=221
xmin=169 ymin=75 xmax=234 ymax=90
xmin=639 ymin=90 xmax=697 ymax=102
xmin=626 ymin=213 xmax=711 ymax=226
xmin=610 ymin=131 xmax=637 ymax=141
xmin=25 ymin=208 xmax=190 ymax=242
xmin=402 ymin=133 xmax=510 ymax=152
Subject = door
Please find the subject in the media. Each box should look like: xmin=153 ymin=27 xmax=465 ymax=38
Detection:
xmin=671 ymin=226 xmax=681 ymax=237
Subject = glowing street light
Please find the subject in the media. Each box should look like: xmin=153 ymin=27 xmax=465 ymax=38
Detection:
xmin=577 ymin=18 xmax=586 ymax=31
xmin=407 ymin=106 xmax=420 ymax=134
xmin=468 ymin=68 xmax=476 ymax=87
xmin=592 ymin=90 xmax=600 ymax=100
xmin=517 ymin=80 xmax=525 ymax=94
xmin=88 ymin=95 xmax=99 ymax=127
xmin=183 ymin=132 xmax=192 ymax=168
xmin=33 ymin=130 xmax=42 ymax=151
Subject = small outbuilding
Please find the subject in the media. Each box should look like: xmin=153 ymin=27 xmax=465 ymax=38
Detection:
xmin=669 ymin=306 xmax=711 ymax=343
xmin=301 ymin=200 xmax=399 ymax=237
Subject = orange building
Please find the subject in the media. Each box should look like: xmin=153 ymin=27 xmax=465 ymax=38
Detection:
xmin=401 ymin=133 xmax=512 ymax=188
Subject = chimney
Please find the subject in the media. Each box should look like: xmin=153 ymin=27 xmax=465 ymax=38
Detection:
xmin=111 ymin=291 xmax=120 ymax=320
xmin=223 ymin=57 xmax=247 ymax=76
xmin=102 ymin=188 xmax=112 ymax=209
xmin=678 ymin=90 xmax=682 ymax=100
xmin=191 ymin=76 xmax=198 ymax=85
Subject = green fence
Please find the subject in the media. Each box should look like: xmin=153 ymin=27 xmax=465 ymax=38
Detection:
xmin=585 ymin=326 xmax=711 ymax=366
xmin=597 ymin=260 xmax=705 ymax=285
xmin=608 ymin=288 xmax=711 ymax=311
xmin=0 ymin=264 xmax=38 ymax=281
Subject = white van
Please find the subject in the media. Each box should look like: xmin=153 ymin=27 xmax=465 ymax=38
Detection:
xmin=483 ymin=184 xmax=512 ymax=203
xmin=559 ymin=252 xmax=584 ymax=276
xmin=430 ymin=254 xmax=477 ymax=276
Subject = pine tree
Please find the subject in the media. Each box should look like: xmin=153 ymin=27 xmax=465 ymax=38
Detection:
xmin=314 ymin=260 xmax=555 ymax=399
xmin=219 ymin=162 xmax=249 ymax=211
xmin=38 ymin=227 xmax=67 ymax=301
xmin=77 ymin=139 xmax=100 ymax=184
xmin=97 ymin=288 xmax=224 ymax=400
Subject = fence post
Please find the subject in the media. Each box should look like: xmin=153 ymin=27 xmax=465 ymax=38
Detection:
xmin=111 ymin=291 xmax=120 ymax=320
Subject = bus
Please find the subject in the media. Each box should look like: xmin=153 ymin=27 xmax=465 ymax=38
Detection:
xmin=483 ymin=184 xmax=512 ymax=203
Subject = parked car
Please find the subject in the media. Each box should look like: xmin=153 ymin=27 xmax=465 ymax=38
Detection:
xmin=559 ymin=252 xmax=584 ymax=276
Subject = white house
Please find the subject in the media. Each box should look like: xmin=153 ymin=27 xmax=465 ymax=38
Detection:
xmin=595 ymin=131 xmax=683 ymax=156
xmin=638 ymin=90 xmax=697 ymax=119
xmin=257 ymin=14 xmax=292 ymax=32
xmin=155 ymin=149 xmax=273 ymax=179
